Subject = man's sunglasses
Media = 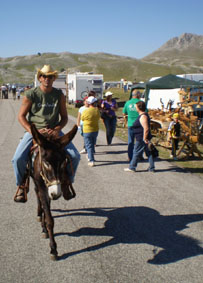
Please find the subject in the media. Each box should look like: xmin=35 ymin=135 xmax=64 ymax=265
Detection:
xmin=41 ymin=75 xmax=54 ymax=79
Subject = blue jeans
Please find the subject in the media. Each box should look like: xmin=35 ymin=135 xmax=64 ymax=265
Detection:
xmin=129 ymin=140 xmax=155 ymax=171
xmin=128 ymin=126 xmax=135 ymax=161
xmin=103 ymin=116 xmax=117 ymax=145
xmin=83 ymin=132 xmax=98 ymax=162
xmin=12 ymin=131 xmax=80 ymax=186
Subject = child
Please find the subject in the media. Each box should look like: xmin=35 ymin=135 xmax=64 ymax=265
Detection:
xmin=168 ymin=113 xmax=181 ymax=160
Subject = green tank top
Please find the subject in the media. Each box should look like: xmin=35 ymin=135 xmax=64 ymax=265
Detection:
xmin=25 ymin=87 xmax=63 ymax=129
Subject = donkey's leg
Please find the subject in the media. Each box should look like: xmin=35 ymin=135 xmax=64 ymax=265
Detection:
xmin=35 ymin=188 xmax=49 ymax=237
xmin=35 ymin=189 xmax=43 ymax=222
xmin=41 ymin=210 xmax=49 ymax=238
xmin=41 ymin=198 xmax=58 ymax=260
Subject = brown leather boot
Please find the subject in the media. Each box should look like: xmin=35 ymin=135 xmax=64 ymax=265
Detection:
xmin=14 ymin=185 xmax=28 ymax=203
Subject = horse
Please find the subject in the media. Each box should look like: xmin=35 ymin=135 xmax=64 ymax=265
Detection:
xmin=28 ymin=123 xmax=78 ymax=260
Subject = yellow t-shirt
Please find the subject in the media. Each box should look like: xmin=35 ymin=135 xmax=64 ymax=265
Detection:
xmin=81 ymin=107 xmax=100 ymax=133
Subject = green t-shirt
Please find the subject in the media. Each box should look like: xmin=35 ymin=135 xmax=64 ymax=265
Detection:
xmin=122 ymin=98 xmax=141 ymax=127
xmin=25 ymin=87 xmax=63 ymax=129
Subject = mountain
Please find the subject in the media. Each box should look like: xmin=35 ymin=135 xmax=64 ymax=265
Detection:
xmin=0 ymin=33 xmax=203 ymax=84
xmin=142 ymin=33 xmax=203 ymax=72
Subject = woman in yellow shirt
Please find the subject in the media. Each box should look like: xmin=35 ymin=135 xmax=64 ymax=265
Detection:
xmin=81 ymin=96 xmax=100 ymax=167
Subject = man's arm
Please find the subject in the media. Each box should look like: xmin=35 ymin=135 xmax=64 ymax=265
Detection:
xmin=18 ymin=96 xmax=32 ymax=133
xmin=53 ymin=93 xmax=68 ymax=133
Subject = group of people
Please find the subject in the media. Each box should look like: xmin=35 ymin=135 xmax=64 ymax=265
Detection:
xmin=12 ymin=64 xmax=180 ymax=203
xmin=0 ymin=84 xmax=28 ymax=100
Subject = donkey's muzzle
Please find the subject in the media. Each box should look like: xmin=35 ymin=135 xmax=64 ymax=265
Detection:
xmin=48 ymin=183 xmax=62 ymax=200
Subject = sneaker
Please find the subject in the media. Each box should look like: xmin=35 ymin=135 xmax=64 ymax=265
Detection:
xmin=173 ymin=157 xmax=178 ymax=161
xmin=88 ymin=161 xmax=95 ymax=167
xmin=80 ymin=148 xmax=86 ymax=154
xmin=170 ymin=154 xmax=173 ymax=158
xmin=124 ymin=168 xmax=135 ymax=172
xmin=148 ymin=168 xmax=156 ymax=173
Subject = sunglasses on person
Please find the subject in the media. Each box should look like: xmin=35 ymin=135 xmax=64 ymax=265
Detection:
xmin=41 ymin=75 xmax=54 ymax=79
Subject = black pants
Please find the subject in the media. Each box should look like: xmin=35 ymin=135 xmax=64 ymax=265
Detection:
xmin=103 ymin=116 xmax=117 ymax=145
xmin=171 ymin=138 xmax=179 ymax=156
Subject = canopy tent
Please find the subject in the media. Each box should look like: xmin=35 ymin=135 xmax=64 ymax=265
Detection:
xmin=130 ymin=74 xmax=203 ymax=106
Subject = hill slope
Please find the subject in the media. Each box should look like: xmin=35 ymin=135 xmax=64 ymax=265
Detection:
xmin=0 ymin=33 xmax=202 ymax=84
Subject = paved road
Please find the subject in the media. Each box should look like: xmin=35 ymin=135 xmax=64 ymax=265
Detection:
xmin=0 ymin=95 xmax=203 ymax=283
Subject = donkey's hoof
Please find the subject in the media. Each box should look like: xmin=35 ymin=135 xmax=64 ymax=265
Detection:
xmin=42 ymin=232 xmax=48 ymax=239
xmin=50 ymin=254 xmax=58 ymax=261
xmin=36 ymin=216 xmax=42 ymax=222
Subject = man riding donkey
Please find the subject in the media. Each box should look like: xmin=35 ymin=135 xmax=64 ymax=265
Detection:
xmin=12 ymin=65 xmax=80 ymax=202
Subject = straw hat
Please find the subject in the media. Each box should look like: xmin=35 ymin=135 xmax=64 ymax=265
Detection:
xmin=37 ymin=65 xmax=58 ymax=80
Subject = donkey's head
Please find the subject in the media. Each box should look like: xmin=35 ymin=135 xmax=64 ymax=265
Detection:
xmin=31 ymin=124 xmax=78 ymax=200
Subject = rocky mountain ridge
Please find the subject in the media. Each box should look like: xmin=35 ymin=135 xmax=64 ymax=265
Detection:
xmin=158 ymin=33 xmax=203 ymax=50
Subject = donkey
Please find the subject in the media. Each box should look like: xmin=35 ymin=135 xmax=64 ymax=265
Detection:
xmin=29 ymin=123 xmax=78 ymax=260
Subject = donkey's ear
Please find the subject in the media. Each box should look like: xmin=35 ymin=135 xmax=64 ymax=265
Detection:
xmin=59 ymin=125 xmax=78 ymax=147
xmin=30 ymin=124 xmax=47 ymax=146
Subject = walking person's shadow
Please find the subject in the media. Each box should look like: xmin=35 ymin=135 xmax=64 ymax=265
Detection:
xmin=53 ymin=206 xmax=203 ymax=264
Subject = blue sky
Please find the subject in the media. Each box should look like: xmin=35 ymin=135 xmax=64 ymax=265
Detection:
xmin=0 ymin=0 xmax=202 ymax=59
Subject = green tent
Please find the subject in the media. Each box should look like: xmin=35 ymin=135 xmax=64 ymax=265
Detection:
xmin=130 ymin=74 xmax=203 ymax=105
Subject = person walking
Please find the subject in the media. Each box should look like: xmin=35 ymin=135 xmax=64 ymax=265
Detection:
xmin=12 ymin=65 xmax=80 ymax=202
xmin=168 ymin=113 xmax=181 ymax=160
xmin=124 ymin=101 xmax=155 ymax=172
xmin=101 ymin=91 xmax=118 ymax=145
xmin=1 ymin=84 xmax=7 ymax=99
xmin=81 ymin=96 xmax=100 ymax=167
xmin=12 ymin=84 xmax=17 ymax=100
xmin=77 ymin=96 xmax=89 ymax=154
xmin=123 ymin=90 xmax=141 ymax=161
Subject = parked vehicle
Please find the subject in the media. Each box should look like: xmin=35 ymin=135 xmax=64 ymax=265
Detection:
xmin=67 ymin=72 xmax=103 ymax=107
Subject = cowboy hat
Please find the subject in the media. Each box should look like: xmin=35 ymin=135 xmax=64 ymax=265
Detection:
xmin=37 ymin=65 xmax=58 ymax=80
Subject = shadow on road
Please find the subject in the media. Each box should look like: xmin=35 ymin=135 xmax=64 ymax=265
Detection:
xmin=52 ymin=206 xmax=203 ymax=264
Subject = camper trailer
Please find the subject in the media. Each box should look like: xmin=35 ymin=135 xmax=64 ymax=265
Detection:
xmin=34 ymin=73 xmax=67 ymax=97
xmin=67 ymin=72 xmax=103 ymax=107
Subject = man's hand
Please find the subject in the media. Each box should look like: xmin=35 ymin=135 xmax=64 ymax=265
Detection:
xmin=38 ymin=128 xmax=59 ymax=138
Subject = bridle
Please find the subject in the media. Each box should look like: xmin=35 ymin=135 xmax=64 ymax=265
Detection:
xmin=37 ymin=145 xmax=74 ymax=188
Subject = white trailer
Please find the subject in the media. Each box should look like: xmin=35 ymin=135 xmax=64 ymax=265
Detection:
xmin=34 ymin=73 xmax=67 ymax=97
xmin=67 ymin=72 xmax=103 ymax=104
